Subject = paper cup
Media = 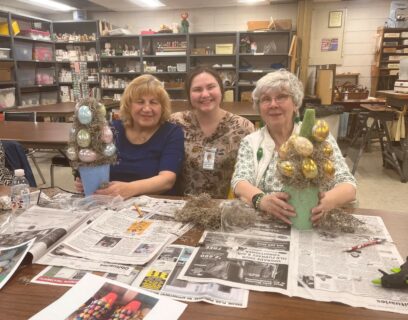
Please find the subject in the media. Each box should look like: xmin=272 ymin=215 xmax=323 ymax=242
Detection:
xmin=78 ymin=165 xmax=110 ymax=196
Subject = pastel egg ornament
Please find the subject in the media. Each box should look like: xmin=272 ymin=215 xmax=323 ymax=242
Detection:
xmin=77 ymin=105 xmax=93 ymax=125
xmin=293 ymin=136 xmax=314 ymax=157
xmin=77 ymin=129 xmax=91 ymax=148
xmin=301 ymin=158 xmax=318 ymax=179
xmin=78 ymin=149 xmax=97 ymax=162
xmin=103 ymin=143 xmax=117 ymax=157
xmin=101 ymin=125 xmax=113 ymax=143
xmin=312 ymin=120 xmax=330 ymax=142
xmin=278 ymin=141 xmax=290 ymax=160
xmin=69 ymin=127 xmax=76 ymax=141
xmin=97 ymin=103 xmax=107 ymax=118
xmin=65 ymin=147 xmax=77 ymax=161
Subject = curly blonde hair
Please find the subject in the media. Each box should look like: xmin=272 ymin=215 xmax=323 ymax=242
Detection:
xmin=120 ymin=74 xmax=171 ymax=127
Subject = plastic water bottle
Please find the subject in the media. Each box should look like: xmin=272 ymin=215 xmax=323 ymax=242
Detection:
xmin=10 ymin=169 xmax=30 ymax=212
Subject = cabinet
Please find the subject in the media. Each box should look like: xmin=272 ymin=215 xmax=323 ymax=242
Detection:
xmin=53 ymin=20 xmax=100 ymax=102
xmin=373 ymin=27 xmax=408 ymax=95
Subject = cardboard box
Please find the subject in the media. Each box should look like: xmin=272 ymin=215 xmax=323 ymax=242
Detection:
xmin=191 ymin=48 xmax=206 ymax=55
xmin=247 ymin=20 xmax=270 ymax=31
xmin=270 ymin=19 xmax=292 ymax=31
xmin=215 ymin=44 xmax=233 ymax=55
xmin=0 ymin=20 xmax=20 ymax=36
xmin=0 ymin=62 xmax=13 ymax=82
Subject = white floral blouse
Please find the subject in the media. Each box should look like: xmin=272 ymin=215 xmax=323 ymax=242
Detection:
xmin=231 ymin=126 xmax=356 ymax=193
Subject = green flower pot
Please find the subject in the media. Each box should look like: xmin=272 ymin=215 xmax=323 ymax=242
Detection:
xmin=283 ymin=185 xmax=319 ymax=230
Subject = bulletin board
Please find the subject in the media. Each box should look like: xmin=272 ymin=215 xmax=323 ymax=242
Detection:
xmin=309 ymin=8 xmax=346 ymax=65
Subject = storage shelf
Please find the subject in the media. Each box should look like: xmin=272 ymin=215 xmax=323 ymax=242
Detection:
xmin=16 ymin=59 xmax=56 ymax=63
xmin=13 ymin=36 xmax=53 ymax=43
xmin=100 ymin=72 xmax=141 ymax=75
xmin=20 ymin=84 xmax=58 ymax=89
xmin=55 ymin=41 xmax=97 ymax=45
xmin=56 ymin=60 xmax=99 ymax=63
xmin=0 ymin=81 xmax=16 ymax=85
xmin=100 ymin=55 xmax=140 ymax=59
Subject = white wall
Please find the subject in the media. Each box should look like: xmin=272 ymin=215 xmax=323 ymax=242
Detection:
xmin=48 ymin=4 xmax=297 ymax=33
xmin=310 ymin=0 xmax=392 ymax=93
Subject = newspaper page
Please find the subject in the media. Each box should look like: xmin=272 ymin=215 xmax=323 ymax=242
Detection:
xmin=293 ymin=214 xmax=408 ymax=314
xmin=52 ymin=209 xmax=190 ymax=265
xmin=179 ymin=230 xmax=293 ymax=294
xmin=0 ymin=206 xmax=90 ymax=262
xmin=179 ymin=214 xmax=408 ymax=315
xmin=30 ymin=273 xmax=187 ymax=320
xmin=0 ymin=239 xmax=35 ymax=289
xmin=31 ymin=265 xmax=143 ymax=287
xmin=134 ymin=244 xmax=249 ymax=308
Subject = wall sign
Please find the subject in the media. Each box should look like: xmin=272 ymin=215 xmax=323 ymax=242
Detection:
xmin=328 ymin=11 xmax=343 ymax=28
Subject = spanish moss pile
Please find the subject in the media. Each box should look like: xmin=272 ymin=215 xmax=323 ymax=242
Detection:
xmin=316 ymin=208 xmax=366 ymax=233
xmin=174 ymin=193 xmax=222 ymax=230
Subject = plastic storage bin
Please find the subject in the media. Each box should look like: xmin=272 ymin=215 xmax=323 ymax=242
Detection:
xmin=40 ymin=91 xmax=58 ymax=105
xmin=33 ymin=44 xmax=53 ymax=61
xmin=36 ymin=67 xmax=55 ymax=85
xmin=14 ymin=41 xmax=33 ymax=60
xmin=215 ymin=44 xmax=234 ymax=55
xmin=17 ymin=67 xmax=36 ymax=86
xmin=0 ymin=48 xmax=11 ymax=59
xmin=21 ymin=92 xmax=40 ymax=107
xmin=0 ymin=87 xmax=16 ymax=109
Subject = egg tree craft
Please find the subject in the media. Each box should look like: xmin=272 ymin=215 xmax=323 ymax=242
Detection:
xmin=277 ymin=109 xmax=335 ymax=230
xmin=66 ymin=98 xmax=117 ymax=196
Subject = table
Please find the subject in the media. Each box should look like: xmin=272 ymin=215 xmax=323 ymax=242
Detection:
xmin=0 ymin=207 xmax=407 ymax=320
xmin=0 ymin=121 xmax=71 ymax=149
xmin=377 ymin=90 xmax=408 ymax=109
xmin=333 ymin=97 xmax=386 ymax=112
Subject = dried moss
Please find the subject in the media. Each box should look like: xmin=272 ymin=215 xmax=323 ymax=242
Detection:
xmin=174 ymin=193 xmax=222 ymax=230
xmin=316 ymin=208 xmax=366 ymax=233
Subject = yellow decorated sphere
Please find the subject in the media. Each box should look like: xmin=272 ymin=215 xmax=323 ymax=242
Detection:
xmin=278 ymin=161 xmax=295 ymax=177
xmin=278 ymin=142 xmax=290 ymax=160
xmin=293 ymin=136 xmax=314 ymax=157
xmin=302 ymin=158 xmax=318 ymax=179
xmin=323 ymin=159 xmax=335 ymax=177
xmin=312 ymin=120 xmax=330 ymax=142
xmin=287 ymin=134 xmax=298 ymax=146
xmin=322 ymin=141 xmax=333 ymax=157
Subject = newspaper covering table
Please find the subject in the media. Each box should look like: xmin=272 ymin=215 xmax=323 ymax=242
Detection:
xmin=178 ymin=214 xmax=408 ymax=314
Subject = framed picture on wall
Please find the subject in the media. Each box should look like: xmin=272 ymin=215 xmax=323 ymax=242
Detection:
xmin=328 ymin=11 xmax=343 ymax=28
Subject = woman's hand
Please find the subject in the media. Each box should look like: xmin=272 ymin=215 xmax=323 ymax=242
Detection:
xmin=258 ymin=192 xmax=296 ymax=225
xmin=94 ymin=181 xmax=135 ymax=199
xmin=74 ymin=177 xmax=84 ymax=193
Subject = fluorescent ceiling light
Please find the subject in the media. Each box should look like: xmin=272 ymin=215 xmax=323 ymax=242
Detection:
xmin=129 ymin=0 xmax=165 ymax=8
xmin=238 ymin=0 xmax=266 ymax=3
xmin=18 ymin=0 xmax=76 ymax=11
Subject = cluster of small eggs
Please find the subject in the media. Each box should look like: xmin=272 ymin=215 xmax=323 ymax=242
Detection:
xmin=277 ymin=120 xmax=335 ymax=182
xmin=66 ymin=101 xmax=117 ymax=164
xmin=106 ymin=300 xmax=141 ymax=320
xmin=74 ymin=292 xmax=117 ymax=320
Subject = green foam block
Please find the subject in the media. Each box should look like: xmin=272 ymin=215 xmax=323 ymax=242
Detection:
xmin=284 ymin=185 xmax=319 ymax=230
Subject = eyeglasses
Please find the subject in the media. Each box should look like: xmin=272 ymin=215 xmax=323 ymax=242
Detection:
xmin=259 ymin=94 xmax=290 ymax=106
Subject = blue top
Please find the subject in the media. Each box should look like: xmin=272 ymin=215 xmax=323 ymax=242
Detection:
xmin=110 ymin=120 xmax=184 ymax=195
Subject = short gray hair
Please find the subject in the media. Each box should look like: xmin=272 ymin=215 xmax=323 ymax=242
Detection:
xmin=252 ymin=69 xmax=304 ymax=112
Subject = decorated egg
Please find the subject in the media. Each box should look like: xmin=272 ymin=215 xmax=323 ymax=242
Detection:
xmin=278 ymin=161 xmax=295 ymax=177
xmin=312 ymin=120 xmax=330 ymax=142
xmin=78 ymin=105 xmax=93 ymax=125
xmin=322 ymin=141 xmax=333 ymax=157
xmin=103 ymin=143 xmax=116 ymax=157
xmin=65 ymin=147 xmax=77 ymax=160
xmin=98 ymin=103 xmax=107 ymax=117
xmin=77 ymin=129 xmax=91 ymax=148
xmin=278 ymin=142 xmax=290 ymax=160
xmin=293 ymin=136 xmax=314 ymax=157
xmin=78 ymin=149 xmax=97 ymax=162
xmin=101 ymin=125 xmax=113 ymax=143
xmin=302 ymin=158 xmax=318 ymax=179
xmin=287 ymin=134 xmax=298 ymax=146
xmin=323 ymin=159 xmax=335 ymax=177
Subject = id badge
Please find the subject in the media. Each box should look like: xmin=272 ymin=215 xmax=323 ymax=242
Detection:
xmin=203 ymin=147 xmax=217 ymax=170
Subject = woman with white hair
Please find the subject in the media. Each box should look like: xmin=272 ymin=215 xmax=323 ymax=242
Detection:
xmin=231 ymin=70 xmax=356 ymax=225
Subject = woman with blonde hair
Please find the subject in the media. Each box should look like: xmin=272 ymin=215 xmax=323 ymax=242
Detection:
xmin=75 ymin=74 xmax=184 ymax=198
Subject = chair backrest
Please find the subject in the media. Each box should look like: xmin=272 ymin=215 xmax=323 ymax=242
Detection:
xmin=4 ymin=111 xmax=37 ymax=122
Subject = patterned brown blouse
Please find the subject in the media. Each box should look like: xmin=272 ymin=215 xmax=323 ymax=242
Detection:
xmin=0 ymin=142 xmax=13 ymax=185
xmin=170 ymin=110 xmax=254 ymax=198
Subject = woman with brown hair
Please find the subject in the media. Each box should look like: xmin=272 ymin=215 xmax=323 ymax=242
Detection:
xmin=170 ymin=67 xmax=254 ymax=198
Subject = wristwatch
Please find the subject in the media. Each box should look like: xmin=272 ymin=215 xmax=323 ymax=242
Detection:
xmin=252 ymin=193 xmax=265 ymax=210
